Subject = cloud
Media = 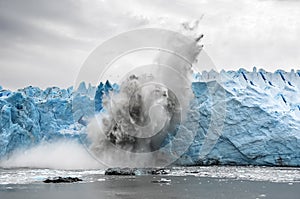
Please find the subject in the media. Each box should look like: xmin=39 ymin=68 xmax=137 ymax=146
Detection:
xmin=0 ymin=0 xmax=299 ymax=89
xmin=115 ymin=0 xmax=300 ymax=72
xmin=0 ymin=0 xmax=148 ymax=89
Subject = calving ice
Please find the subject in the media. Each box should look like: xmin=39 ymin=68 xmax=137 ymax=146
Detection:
xmin=0 ymin=68 xmax=300 ymax=168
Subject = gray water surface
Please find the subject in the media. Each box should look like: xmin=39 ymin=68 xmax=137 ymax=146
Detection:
xmin=0 ymin=166 xmax=299 ymax=199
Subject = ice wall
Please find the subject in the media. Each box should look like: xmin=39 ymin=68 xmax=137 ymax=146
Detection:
xmin=1 ymin=68 xmax=300 ymax=166
xmin=170 ymin=68 xmax=300 ymax=166
xmin=0 ymin=84 xmax=85 ymax=158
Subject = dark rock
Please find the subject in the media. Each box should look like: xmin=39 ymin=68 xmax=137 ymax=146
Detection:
xmin=105 ymin=168 xmax=136 ymax=176
xmin=104 ymin=167 xmax=171 ymax=176
xmin=185 ymin=170 xmax=200 ymax=174
xmin=43 ymin=177 xmax=82 ymax=183
xmin=150 ymin=168 xmax=170 ymax=175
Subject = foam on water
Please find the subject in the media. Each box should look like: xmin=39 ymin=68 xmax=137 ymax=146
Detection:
xmin=0 ymin=168 xmax=104 ymax=185
xmin=0 ymin=166 xmax=299 ymax=185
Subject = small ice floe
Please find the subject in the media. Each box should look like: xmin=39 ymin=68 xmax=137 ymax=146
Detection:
xmin=151 ymin=178 xmax=171 ymax=184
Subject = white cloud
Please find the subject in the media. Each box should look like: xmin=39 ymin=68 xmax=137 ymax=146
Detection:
xmin=116 ymin=0 xmax=300 ymax=72
xmin=0 ymin=0 xmax=299 ymax=89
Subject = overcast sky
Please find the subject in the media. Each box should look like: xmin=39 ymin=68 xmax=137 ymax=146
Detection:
xmin=0 ymin=0 xmax=300 ymax=90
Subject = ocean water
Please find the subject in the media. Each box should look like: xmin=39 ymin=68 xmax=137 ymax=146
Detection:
xmin=0 ymin=166 xmax=299 ymax=199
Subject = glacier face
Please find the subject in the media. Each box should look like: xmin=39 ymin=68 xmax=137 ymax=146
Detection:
xmin=173 ymin=68 xmax=300 ymax=166
xmin=0 ymin=69 xmax=300 ymax=166
xmin=0 ymin=84 xmax=89 ymax=158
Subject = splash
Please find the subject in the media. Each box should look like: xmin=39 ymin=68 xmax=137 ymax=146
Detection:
xmin=0 ymin=140 xmax=99 ymax=170
xmin=84 ymin=28 xmax=204 ymax=168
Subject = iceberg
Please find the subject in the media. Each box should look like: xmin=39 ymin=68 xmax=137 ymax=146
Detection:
xmin=0 ymin=68 xmax=300 ymax=166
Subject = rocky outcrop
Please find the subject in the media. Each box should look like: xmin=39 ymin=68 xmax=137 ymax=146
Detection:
xmin=43 ymin=177 xmax=82 ymax=183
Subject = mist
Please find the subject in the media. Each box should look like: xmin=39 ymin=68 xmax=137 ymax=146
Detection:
xmin=0 ymin=140 xmax=100 ymax=170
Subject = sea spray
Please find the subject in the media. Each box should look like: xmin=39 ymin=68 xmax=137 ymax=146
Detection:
xmin=85 ymin=29 xmax=204 ymax=168
xmin=0 ymin=140 xmax=99 ymax=170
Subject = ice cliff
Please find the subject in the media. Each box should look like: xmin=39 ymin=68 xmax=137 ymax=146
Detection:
xmin=171 ymin=68 xmax=300 ymax=166
xmin=0 ymin=69 xmax=300 ymax=166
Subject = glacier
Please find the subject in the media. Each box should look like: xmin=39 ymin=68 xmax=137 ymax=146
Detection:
xmin=170 ymin=68 xmax=300 ymax=166
xmin=0 ymin=68 xmax=300 ymax=166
